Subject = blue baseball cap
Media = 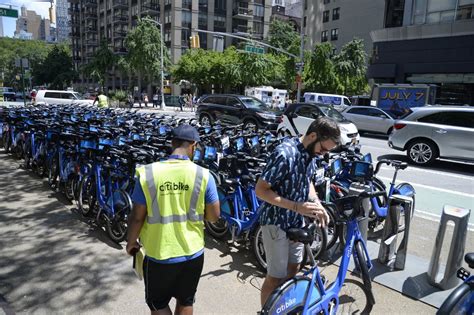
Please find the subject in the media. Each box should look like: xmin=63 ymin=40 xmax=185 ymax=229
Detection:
xmin=171 ymin=124 xmax=200 ymax=142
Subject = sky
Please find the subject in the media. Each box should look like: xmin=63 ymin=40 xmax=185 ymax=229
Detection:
xmin=1 ymin=0 xmax=52 ymax=37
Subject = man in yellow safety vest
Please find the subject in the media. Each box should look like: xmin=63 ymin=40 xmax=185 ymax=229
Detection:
xmin=93 ymin=90 xmax=109 ymax=108
xmin=126 ymin=124 xmax=220 ymax=315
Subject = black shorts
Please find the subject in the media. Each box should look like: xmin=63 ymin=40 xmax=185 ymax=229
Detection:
xmin=143 ymin=254 xmax=204 ymax=311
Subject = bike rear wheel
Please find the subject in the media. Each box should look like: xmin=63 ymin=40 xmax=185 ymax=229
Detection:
xmin=105 ymin=190 xmax=132 ymax=243
xmin=251 ymin=224 xmax=266 ymax=272
xmin=78 ymin=174 xmax=97 ymax=216
xmin=204 ymin=188 xmax=230 ymax=239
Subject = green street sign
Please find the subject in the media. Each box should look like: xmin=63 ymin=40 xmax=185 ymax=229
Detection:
xmin=0 ymin=8 xmax=19 ymax=18
xmin=244 ymin=44 xmax=264 ymax=55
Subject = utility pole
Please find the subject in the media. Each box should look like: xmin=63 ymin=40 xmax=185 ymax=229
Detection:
xmin=296 ymin=5 xmax=305 ymax=102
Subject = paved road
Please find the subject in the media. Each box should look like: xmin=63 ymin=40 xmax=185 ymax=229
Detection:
xmin=359 ymin=134 xmax=474 ymax=226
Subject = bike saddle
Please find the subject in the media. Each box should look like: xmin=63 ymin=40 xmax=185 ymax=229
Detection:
xmin=466 ymin=253 xmax=474 ymax=269
xmin=287 ymin=224 xmax=316 ymax=244
xmin=224 ymin=178 xmax=240 ymax=186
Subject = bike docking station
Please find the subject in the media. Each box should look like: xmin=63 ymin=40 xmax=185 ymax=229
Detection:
xmin=427 ymin=205 xmax=471 ymax=290
xmin=377 ymin=194 xmax=414 ymax=270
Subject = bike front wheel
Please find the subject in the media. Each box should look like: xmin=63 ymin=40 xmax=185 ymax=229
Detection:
xmin=354 ymin=240 xmax=375 ymax=308
xmin=105 ymin=190 xmax=132 ymax=243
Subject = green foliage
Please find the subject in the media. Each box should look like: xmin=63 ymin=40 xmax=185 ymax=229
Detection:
xmin=124 ymin=17 xmax=171 ymax=84
xmin=111 ymin=89 xmax=128 ymax=102
xmin=82 ymin=41 xmax=116 ymax=89
xmin=267 ymin=19 xmax=301 ymax=90
xmin=0 ymin=37 xmax=51 ymax=87
xmin=303 ymin=39 xmax=368 ymax=96
xmin=172 ymin=47 xmax=281 ymax=93
xmin=32 ymin=44 xmax=77 ymax=89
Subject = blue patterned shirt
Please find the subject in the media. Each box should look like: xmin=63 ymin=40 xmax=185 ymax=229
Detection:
xmin=259 ymin=137 xmax=316 ymax=231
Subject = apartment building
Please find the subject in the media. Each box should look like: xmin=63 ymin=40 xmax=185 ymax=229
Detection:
xmin=271 ymin=0 xmax=302 ymax=32
xmin=15 ymin=6 xmax=52 ymax=41
xmin=303 ymin=0 xmax=385 ymax=55
xmin=69 ymin=0 xmax=272 ymax=90
xmin=368 ymin=0 xmax=474 ymax=105
xmin=57 ymin=0 xmax=71 ymax=42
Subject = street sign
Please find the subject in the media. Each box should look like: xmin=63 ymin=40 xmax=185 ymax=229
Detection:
xmin=0 ymin=8 xmax=18 ymax=18
xmin=244 ymin=44 xmax=264 ymax=55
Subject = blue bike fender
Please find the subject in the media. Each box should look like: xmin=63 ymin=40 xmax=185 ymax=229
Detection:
xmin=395 ymin=183 xmax=415 ymax=197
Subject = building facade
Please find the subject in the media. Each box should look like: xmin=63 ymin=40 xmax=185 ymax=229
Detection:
xmin=271 ymin=0 xmax=302 ymax=32
xmin=368 ymin=0 xmax=474 ymax=105
xmin=303 ymin=0 xmax=385 ymax=55
xmin=56 ymin=0 xmax=71 ymax=42
xmin=69 ymin=0 xmax=272 ymax=91
xmin=15 ymin=6 xmax=52 ymax=41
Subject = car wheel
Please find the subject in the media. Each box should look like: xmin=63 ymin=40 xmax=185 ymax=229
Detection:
xmin=407 ymin=140 xmax=438 ymax=165
xmin=243 ymin=119 xmax=258 ymax=132
xmin=199 ymin=113 xmax=212 ymax=126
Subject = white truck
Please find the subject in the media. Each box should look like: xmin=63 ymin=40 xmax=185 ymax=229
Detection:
xmin=245 ymin=86 xmax=288 ymax=109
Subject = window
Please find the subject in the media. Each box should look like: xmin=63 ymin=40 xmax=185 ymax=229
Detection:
xmin=199 ymin=0 xmax=208 ymax=11
xmin=303 ymin=16 xmax=307 ymax=27
xmin=214 ymin=14 xmax=226 ymax=31
xmin=332 ymin=7 xmax=340 ymax=20
xmin=44 ymin=92 xmax=61 ymax=99
xmin=348 ymin=108 xmax=372 ymax=115
xmin=323 ymin=10 xmax=329 ymax=22
xmin=296 ymin=106 xmax=320 ymax=119
xmin=275 ymin=0 xmax=283 ymax=4
xmin=226 ymin=97 xmax=241 ymax=107
xmin=419 ymin=111 xmax=474 ymax=128
xmin=254 ymin=4 xmax=264 ymax=17
xmin=331 ymin=28 xmax=338 ymax=40
xmin=164 ymin=10 xmax=171 ymax=23
xmin=61 ymin=92 xmax=76 ymax=100
xmin=181 ymin=29 xmax=191 ymax=46
xmin=215 ymin=0 xmax=226 ymax=13
xmin=304 ymin=0 xmax=308 ymax=10
xmin=253 ymin=21 xmax=264 ymax=34
xmin=321 ymin=30 xmax=328 ymax=42
xmin=412 ymin=0 xmax=457 ymax=25
xmin=182 ymin=0 xmax=192 ymax=10
xmin=456 ymin=1 xmax=474 ymax=20
xmin=199 ymin=12 xmax=208 ymax=29
xmin=323 ymin=0 xmax=330 ymax=4
xmin=182 ymin=10 xmax=191 ymax=28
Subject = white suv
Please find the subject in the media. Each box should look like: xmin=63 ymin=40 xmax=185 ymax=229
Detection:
xmin=35 ymin=90 xmax=94 ymax=105
xmin=389 ymin=106 xmax=474 ymax=165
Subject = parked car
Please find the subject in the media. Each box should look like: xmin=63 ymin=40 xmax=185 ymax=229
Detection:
xmin=341 ymin=106 xmax=396 ymax=135
xmin=303 ymin=92 xmax=351 ymax=112
xmin=389 ymin=106 xmax=474 ymax=165
xmin=35 ymin=90 xmax=95 ymax=105
xmin=1 ymin=87 xmax=16 ymax=101
xmin=277 ymin=102 xmax=360 ymax=146
xmin=350 ymin=95 xmax=371 ymax=106
xmin=196 ymin=94 xmax=282 ymax=131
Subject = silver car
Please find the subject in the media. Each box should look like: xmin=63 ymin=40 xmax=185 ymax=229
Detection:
xmin=388 ymin=106 xmax=474 ymax=165
xmin=342 ymin=106 xmax=395 ymax=135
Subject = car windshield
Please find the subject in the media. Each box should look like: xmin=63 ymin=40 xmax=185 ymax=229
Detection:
xmin=318 ymin=105 xmax=346 ymax=122
xmin=72 ymin=92 xmax=84 ymax=100
xmin=240 ymin=97 xmax=270 ymax=111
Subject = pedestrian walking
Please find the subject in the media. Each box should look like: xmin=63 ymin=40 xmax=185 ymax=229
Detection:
xmin=126 ymin=124 xmax=220 ymax=315
xmin=143 ymin=93 xmax=149 ymax=107
xmin=256 ymin=117 xmax=340 ymax=307
xmin=128 ymin=93 xmax=134 ymax=108
xmin=153 ymin=92 xmax=159 ymax=108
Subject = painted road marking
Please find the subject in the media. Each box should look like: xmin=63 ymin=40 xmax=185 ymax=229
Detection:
xmin=380 ymin=166 xmax=474 ymax=181
xmin=414 ymin=209 xmax=474 ymax=231
xmin=378 ymin=176 xmax=474 ymax=197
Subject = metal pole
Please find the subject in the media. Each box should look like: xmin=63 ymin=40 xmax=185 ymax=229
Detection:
xmin=21 ymin=60 xmax=26 ymax=106
xmin=159 ymin=22 xmax=165 ymax=110
xmin=296 ymin=5 xmax=305 ymax=102
xmin=142 ymin=18 xmax=166 ymax=110
xmin=193 ymin=28 xmax=298 ymax=59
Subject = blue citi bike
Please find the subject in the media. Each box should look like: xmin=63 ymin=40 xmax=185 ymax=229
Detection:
xmin=261 ymin=163 xmax=383 ymax=315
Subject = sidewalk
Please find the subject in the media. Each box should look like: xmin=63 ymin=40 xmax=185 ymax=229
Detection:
xmin=0 ymin=150 xmax=437 ymax=314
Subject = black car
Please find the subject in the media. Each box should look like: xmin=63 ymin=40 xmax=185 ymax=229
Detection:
xmin=196 ymin=94 xmax=282 ymax=130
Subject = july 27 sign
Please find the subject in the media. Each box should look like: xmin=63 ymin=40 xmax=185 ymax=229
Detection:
xmin=378 ymin=87 xmax=427 ymax=118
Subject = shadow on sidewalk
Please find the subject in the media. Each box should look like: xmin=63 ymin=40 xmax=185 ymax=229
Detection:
xmin=0 ymin=150 xmax=132 ymax=313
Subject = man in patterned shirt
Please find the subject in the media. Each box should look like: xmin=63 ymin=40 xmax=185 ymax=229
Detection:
xmin=256 ymin=117 xmax=341 ymax=306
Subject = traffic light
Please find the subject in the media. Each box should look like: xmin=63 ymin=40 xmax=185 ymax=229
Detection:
xmin=189 ymin=35 xmax=200 ymax=49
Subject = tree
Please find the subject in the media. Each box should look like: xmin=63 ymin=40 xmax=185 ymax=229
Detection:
xmin=303 ymin=42 xmax=340 ymax=93
xmin=124 ymin=17 xmax=171 ymax=92
xmin=333 ymin=38 xmax=368 ymax=95
xmin=0 ymin=37 xmax=51 ymax=88
xmin=32 ymin=44 xmax=77 ymax=89
xmin=82 ymin=41 xmax=116 ymax=90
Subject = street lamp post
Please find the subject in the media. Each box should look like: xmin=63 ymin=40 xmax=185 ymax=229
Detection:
xmin=142 ymin=17 xmax=166 ymax=110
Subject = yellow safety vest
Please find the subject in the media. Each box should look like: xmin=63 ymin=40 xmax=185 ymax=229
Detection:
xmin=98 ymin=94 xmax=108 ymax=108
xmin=135 ymin=159 xmax=209 ymax=260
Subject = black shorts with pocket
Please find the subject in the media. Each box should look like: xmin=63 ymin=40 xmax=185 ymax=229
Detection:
xmin=143 ymin=254 xmax=204 ymax=311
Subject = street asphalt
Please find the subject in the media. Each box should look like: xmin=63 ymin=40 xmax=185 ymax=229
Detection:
xmin=0 ymin=103 xmax=472 ymax=314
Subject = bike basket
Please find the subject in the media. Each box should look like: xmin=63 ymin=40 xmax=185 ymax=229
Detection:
xmin=89 ymin=126 xmax=98 ymax=132
xmin=99 ymin=138 xmax=114 ymax=149
xmin=46 ymin=131 xmax=58 ymax=141
xmin=193 ymin=148 xmax=202 ymax=162
xmin=118 ymin=136 xmax=127 ymax=145
xmin=159 ymin=126 xmax=167 ymax=135
xmin=80 ymin=139 xmax=97 ymax=150
xmin=251 ymin=136 xmax=259 ymax=148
